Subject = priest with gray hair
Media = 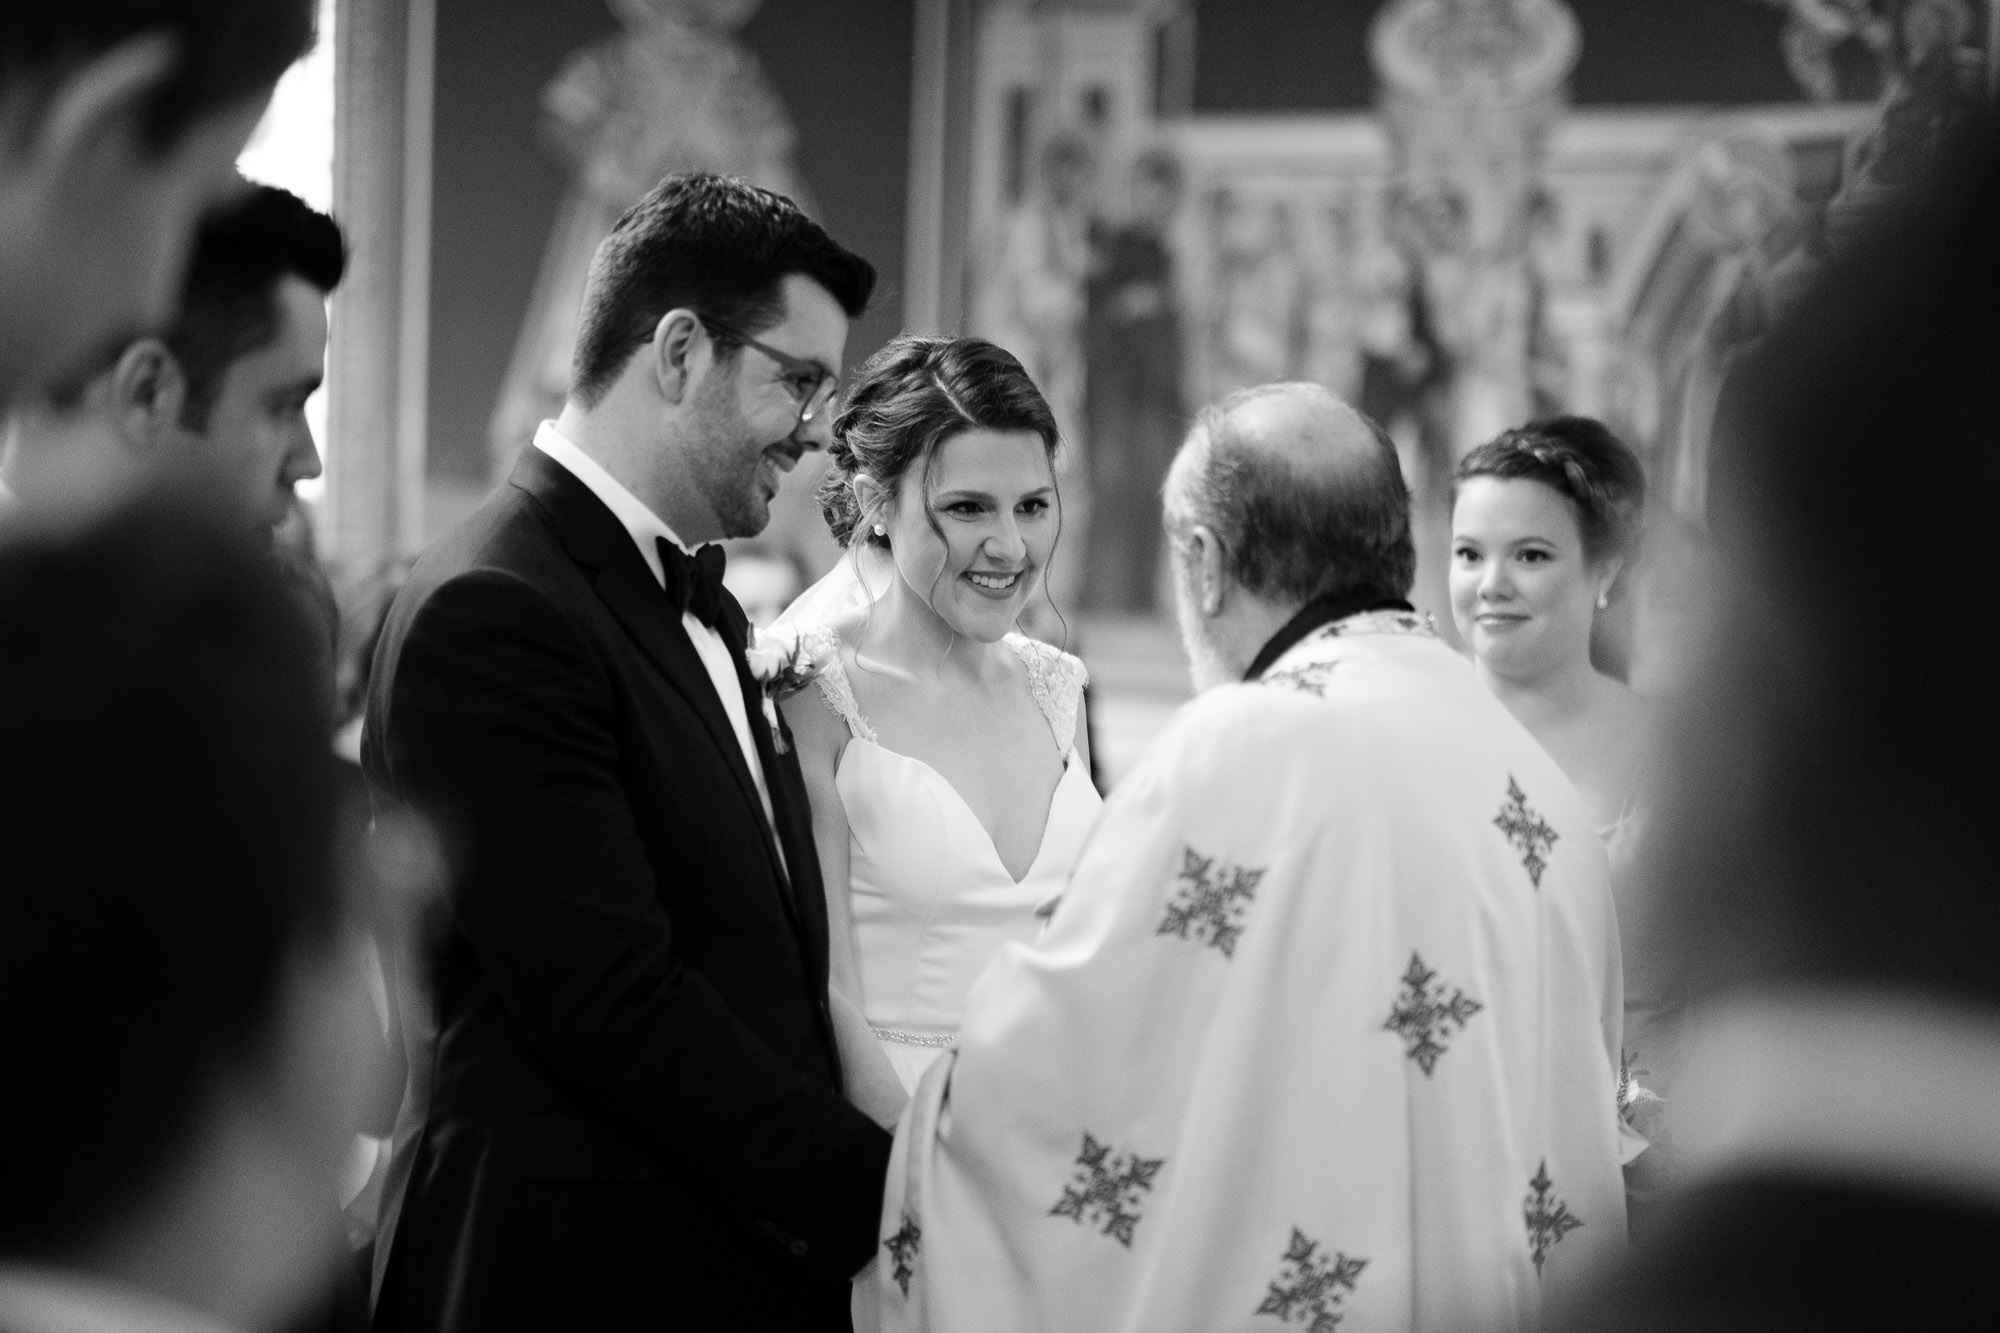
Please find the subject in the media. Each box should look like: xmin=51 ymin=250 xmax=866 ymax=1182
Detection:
xmin=857 ymin=382 xmax=1628 ymax=1332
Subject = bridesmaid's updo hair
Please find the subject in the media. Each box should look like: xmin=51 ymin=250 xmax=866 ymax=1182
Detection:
xmin=1455 ymin=415 xmax=1647 ymax=570
xmin=817 ymin=335 xmax=1061 ymax=548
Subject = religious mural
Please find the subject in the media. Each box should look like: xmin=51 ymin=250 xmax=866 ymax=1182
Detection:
xmin=964 ymin=5 xmax=1187 ymax=621
xmin=955 ymin=0 xmax=1992 ymax=658
xmin=1082 ymin=147 xmax=1187 ymax=616
xmin=490 ymin=0 xmax=1994 ymax=654
xmin=489 ymin=0 xmax=808 ymax=471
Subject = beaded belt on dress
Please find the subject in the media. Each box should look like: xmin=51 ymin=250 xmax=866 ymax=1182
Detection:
xmin=871 ymin=1025 xmax=956 ymax=1048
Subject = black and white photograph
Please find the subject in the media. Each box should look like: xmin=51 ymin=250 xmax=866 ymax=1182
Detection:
xmin=2 ymin=2 xmax=1997 ymax=1330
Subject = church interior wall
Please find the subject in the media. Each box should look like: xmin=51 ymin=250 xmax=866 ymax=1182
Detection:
xmin=423 ymin=0 xmax=914 ymax=524
xmin=399 ymin=0 xmax=1979 ymax=742
xmin=1187 ymin=0 xmax=1812 ymax=112
xmin=418 ymin=0 xmax=1831 ymax=524
xmin=426 ymin=0 xmax=619 ymax=497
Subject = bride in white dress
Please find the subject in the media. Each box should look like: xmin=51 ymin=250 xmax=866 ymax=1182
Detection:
xmin=779 ymin=336 xmax=1103 ymax=1126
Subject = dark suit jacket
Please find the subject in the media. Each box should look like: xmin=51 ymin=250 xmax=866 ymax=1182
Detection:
xmin=363 ymin=447 xmax=891 ymax=1331
xmin=1545 ymin=1172 xmax=2000 ymax=1332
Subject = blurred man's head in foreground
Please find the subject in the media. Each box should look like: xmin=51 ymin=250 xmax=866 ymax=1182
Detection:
xmin=0 ymin=1 xmax=317 ymax=404
xmin=1657 ymin=117 xmax=2000 ymax=1010
xmin=4 ymin=182 xmax=345 ymax=533
xmin=0 ymin=494 xmax=381 ymax=1328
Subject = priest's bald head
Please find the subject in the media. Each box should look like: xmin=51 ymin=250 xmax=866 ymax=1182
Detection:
xmin=1164 ymin=382 xmax=1414 ymax=691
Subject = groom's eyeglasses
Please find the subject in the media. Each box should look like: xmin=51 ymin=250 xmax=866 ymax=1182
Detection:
xmin=698 ymin=315 xmax=839 ymax=429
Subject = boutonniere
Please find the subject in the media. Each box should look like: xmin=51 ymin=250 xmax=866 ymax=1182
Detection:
xmin=743 ymin=624 xmax=832 ymax=754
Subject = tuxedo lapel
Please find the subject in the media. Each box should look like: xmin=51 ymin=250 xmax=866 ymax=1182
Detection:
xmin=508 ymin=450 xmax=797 ymax=908
xmin=720 ymin=598 xmax=827 ymax=962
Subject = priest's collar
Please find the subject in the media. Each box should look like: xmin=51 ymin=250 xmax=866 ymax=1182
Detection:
xmin=1243 ymin=591 xmax=1421 ymax=682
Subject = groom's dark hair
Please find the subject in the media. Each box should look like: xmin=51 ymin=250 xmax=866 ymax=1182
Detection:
xmin=0 ymin=492 xmax=343 ymax=1259
xmin=567 ymin=173 xmax=876 ymax=407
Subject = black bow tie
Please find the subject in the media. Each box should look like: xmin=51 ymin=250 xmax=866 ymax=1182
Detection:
xmin=657 ymin=538 xmax=729 ymax=631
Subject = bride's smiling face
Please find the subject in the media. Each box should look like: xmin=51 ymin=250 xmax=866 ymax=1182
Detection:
xmin=880 ymin=427 xmax=1058 ymax=643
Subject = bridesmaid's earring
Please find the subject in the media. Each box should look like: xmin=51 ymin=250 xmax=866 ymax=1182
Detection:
xmin=1596 ymin=589 xmax=1610 ymax=610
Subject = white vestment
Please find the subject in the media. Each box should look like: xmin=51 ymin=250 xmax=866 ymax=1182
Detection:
xmin=857 ymin=611 xmax=1626 ymax=1332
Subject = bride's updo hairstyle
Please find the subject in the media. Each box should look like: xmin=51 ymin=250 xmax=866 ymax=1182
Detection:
xmin=1454 ymin=414 xmax=1647 ymax=594
xmin=817 ymin=335 xmax=1062 ymax=550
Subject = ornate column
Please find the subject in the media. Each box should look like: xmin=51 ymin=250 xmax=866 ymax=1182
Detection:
xmin=325 ymin=0 xmax=434 ymax=565
xmin=904 ymin=0 xmax=979 ymax=334
xmin=1372 ymin=0 xmax=1578 ymax=254
xmin=1371 ymin=0 xmax=1580 ymax=454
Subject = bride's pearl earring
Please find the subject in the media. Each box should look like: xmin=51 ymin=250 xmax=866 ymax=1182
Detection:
xmin=873 ymin=523 xmax=886 ymax=537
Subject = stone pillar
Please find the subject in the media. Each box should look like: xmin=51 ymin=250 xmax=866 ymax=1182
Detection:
xmin=904 ymin=0 xmax=978 ymax=334
xmin=325 ymin=0 xmax=435 ymax=565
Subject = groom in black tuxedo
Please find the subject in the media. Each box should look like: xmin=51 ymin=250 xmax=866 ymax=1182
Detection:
xmin=363 ymin=174 xmax=889 ymax=1331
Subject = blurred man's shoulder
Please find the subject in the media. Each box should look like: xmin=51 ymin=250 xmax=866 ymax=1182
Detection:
xmin=1545 ymin=1173 xmax=2000 ymax=1333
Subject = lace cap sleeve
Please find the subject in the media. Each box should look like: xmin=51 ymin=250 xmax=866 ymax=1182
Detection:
xmin=803 ymin=625 xmax=876 ymax=744
xmin=1011 ymin=635 xmax=1088 ymax=754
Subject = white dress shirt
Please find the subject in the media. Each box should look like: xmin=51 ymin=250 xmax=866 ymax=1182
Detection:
xmin=0 ymin=1267 xmax=242 ymax=1333
xmin=531 ymin=423 xmax=783 ymax=865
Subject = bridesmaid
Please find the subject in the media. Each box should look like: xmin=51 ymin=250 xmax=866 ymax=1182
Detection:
xmin=1448 ymin=415 xmax=1678 ymax=1207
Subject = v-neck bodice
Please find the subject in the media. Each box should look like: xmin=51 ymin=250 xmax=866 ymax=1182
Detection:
xmin=807 ymin=629 xmax=1104 ymax=1089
